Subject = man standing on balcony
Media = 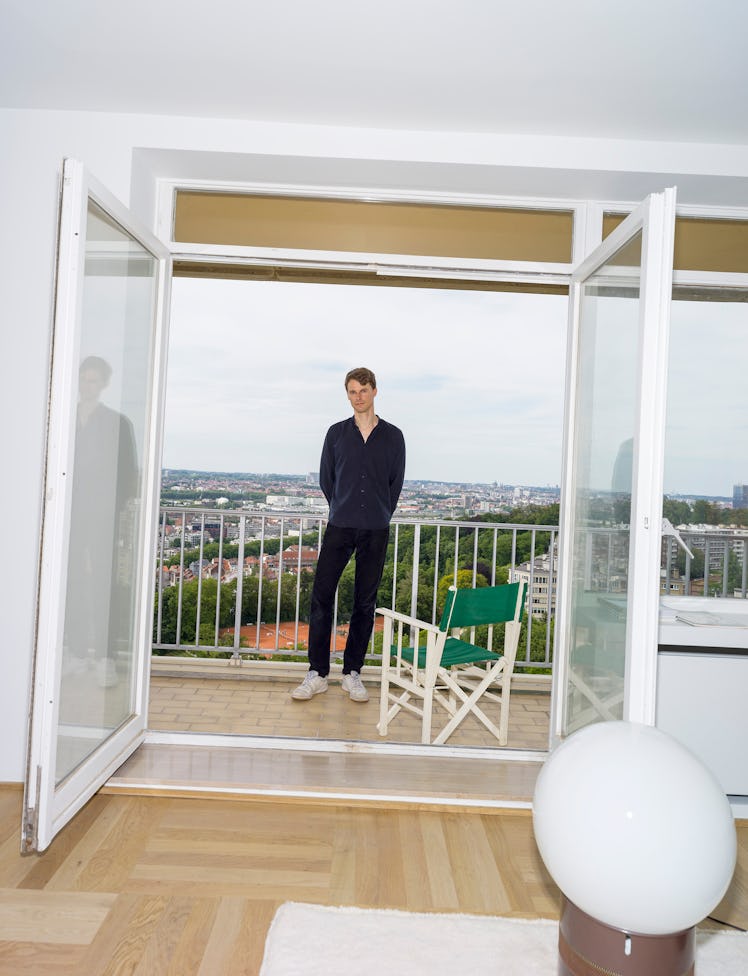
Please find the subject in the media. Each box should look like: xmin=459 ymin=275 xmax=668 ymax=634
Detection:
xmin=292 ymin=367 xmax=406 ymax=703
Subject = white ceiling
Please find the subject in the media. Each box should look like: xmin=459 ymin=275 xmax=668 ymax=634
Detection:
xmin=2 ymin=0 xmax=748 ymax=146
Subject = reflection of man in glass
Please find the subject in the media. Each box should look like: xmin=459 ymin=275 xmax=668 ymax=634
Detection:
xmin=64 ymin=356 xmax=138 ymax=688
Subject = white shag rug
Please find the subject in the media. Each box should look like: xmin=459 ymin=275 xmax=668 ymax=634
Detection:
xmin=259 ymin=902 xmax=748 ymax=976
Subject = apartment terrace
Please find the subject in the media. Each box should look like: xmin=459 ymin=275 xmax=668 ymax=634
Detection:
xmin=149 ymin=507 xmax=747 ymax=751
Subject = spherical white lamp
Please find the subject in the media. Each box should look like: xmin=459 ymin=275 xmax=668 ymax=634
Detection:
xmin=533 ymin=721 xmax=736 ymax=975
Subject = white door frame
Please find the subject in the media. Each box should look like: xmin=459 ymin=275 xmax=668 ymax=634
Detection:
xmin=23 ymin=159 xmax=171 ymax=852
xmin=549 ymin=188 xmax=677 ymax=745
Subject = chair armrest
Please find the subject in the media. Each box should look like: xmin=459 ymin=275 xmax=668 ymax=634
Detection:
xmin=375 ymin=607 xmax=441 ymax=635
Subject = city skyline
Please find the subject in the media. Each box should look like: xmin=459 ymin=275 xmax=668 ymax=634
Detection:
xmin=160 ymin=467 xmax=736 ymax=506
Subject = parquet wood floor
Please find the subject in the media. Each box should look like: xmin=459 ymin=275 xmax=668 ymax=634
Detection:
xmin=0 ymin=786 xmax=563 ymax=975
xmin=1 ymin=787 xmax=745 ymax=975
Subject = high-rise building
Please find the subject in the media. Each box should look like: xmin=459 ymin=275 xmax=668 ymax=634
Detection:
xmin=733 ymin=485 xmax=748 ymax=509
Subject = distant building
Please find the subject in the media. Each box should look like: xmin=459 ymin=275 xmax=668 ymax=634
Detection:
xmin=733 ymin=485 xmax=748 ymax=509
xmin=510 ymin=548 xmax=557 ymax=617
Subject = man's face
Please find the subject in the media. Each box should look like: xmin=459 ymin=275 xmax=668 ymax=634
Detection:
xmin=346 ymin=380 xmax=377 ymax=414
xmin=78 ymin=368 xmax=107 ymax=403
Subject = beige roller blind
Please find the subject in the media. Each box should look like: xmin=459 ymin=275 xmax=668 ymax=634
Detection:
xmin=174 ymin=191 xmax=574 ymax=263
xmin=604 ymin=213 xmax=748 ymax=273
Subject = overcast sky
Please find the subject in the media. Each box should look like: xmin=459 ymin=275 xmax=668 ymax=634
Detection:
xmin=162 ymin=278 xmax=568 ymax=485
xmin=161 ymin=278 xmax=748 ymax=496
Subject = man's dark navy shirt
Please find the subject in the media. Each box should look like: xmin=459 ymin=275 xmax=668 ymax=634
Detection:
xmin=319 ymin=416 xmax=406 ymax=530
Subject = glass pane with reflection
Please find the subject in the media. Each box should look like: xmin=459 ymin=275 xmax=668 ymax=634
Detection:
xmin=56 ymin=201 xmax=157 ymax=783
xmin=661 ymin=288 xmax=748 ymax=601
xmin=564 ymin=232 xmax=642 ymax=734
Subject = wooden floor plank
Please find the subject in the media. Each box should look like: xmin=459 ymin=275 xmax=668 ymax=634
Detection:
xmin=0 ymin=941 xmax=88 ymax=976
xmin=0 ymin=788 xmax=744 ymax=976
xmin=163 ymin=897 xmax=220 ymax=976
xmin=0 ymin=887 xmax=116 ymax=943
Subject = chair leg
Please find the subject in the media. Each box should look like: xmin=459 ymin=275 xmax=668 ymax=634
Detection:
xmin=421 ymin=685 xmax=434 ymax=744
xmin=498 ymin=674 xmax=511 ymax=745
xmin=380 ymin=689 xmax=414 ymax=733
xmin=433 ymin=666 xmax=507 ymax=745
xmin=378 ymin=648 xmax=391 ymax=736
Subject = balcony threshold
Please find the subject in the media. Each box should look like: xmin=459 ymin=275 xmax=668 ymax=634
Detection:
xmin=104 ymin=731 xmax=546 ymax=811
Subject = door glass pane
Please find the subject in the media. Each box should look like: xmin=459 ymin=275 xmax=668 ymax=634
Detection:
xmin=57 ymin=201 xmax=157 ymax=783
xmin=661 ymin=287 xmax=748 ymax=600
xmin=564 ymin=232 xmax=643 ymax=734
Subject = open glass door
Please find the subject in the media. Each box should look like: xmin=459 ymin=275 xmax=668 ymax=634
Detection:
xmin=23 ymin=159 xmax=170 ymax=851
xmin=550 ymin=188 xmax=676 ymax=743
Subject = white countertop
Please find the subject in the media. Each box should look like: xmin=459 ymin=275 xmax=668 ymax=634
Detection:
xmin=659 ymin=597 xmax=748 ymax=650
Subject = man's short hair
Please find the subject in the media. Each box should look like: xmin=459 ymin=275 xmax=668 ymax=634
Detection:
xmin=345 ymin=367 xmax=376 ymax=390
xmin=79 ymin=355 xmax=112 ymax=383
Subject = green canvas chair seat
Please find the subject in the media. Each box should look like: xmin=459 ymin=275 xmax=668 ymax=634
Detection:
xmin=398 ymin=639 xmax=502 ymax=670
xmin=376 ymin=581 xmax=527 ymax=746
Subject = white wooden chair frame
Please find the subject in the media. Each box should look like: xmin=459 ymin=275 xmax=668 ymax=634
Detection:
xmin=376 ymin=585 xmax=525 ymax=746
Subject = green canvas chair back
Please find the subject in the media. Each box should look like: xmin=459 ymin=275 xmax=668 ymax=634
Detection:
xmin=439 ymin=581 xmax=525 ymax=632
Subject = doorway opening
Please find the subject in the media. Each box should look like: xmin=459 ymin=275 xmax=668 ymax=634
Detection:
xmin=149 ymin=272 xmax=569 ymax=753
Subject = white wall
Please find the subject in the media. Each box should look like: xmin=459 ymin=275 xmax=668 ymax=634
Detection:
xmin=1 ymin=106 xmax=748 ymax=782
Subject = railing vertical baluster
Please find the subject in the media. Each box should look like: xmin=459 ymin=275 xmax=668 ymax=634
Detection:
xmin=410 ymin=523 xmax=421 ymax=620
xmin=294 ymin=518 xmax=303 ymax=652
xmin=391 ymin=523 xmax=400 ymax=611
xmin=195 ymin=512 xmax=205 ymax=646
xmin=545 ymin=529 xmax=556 ymax=666
xmin=276 ymin=518 xmax=285 ymax=646
xmin=214 ymin=514 xmax=224 ymax=646
xmin=432 ymin=525 xmax=441 ymax=624
xmin=156 ymin=509 xmax=166 ymax=644
xmin=175 ymin=512 xmax=186 ymax=645
xmin=525 ymin=528 xmax=537 ymax=663
xmin=255 ymin=517 xmax=266 ymax=651
xmin=722 ymin=542 xmax=729 ymax=598
xmin=232 ymin=514 xmax=246 ymax=662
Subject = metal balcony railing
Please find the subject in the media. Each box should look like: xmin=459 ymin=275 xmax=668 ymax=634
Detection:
xmin=152 ymin=508 xmax=748 ymax=672
xmin=661 ymin=529 xmax=748 ymax=599
xmin=153 ymin=507 xmax=558 ymax=671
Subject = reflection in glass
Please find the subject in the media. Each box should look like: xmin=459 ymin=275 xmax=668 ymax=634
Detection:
xmin=564 ymin=234 xmax=643 ymax=734
xmin=57 ymin=202 xmax=156 ymax=783
xmin=660 ymin=288 xmax=748 ymax=600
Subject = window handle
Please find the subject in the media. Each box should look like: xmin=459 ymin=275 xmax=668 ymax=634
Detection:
xmin=661 ymin=517 xmax=695 ymax=560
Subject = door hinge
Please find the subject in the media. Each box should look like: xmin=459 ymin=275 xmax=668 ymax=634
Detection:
xmin=20 ymin=768 xmax=41 ymax=854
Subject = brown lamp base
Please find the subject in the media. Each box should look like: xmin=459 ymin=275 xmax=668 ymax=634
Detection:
xmin=558 ymin=899 xmax=696 ymax=976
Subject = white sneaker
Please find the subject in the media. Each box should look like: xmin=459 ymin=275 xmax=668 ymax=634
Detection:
xmin=291 ymin=670 xmax=329 ymax=700
xmin=341 ymin=671 xmax=369 ymax=702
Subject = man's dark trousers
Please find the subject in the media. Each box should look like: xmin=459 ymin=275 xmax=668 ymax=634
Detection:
xmin=307 ymin=523 xmax=390 ymax=677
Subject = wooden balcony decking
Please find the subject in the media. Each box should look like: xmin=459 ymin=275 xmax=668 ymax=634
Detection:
xmin=105 ymin=661 xmax=552 ymax=809
xmin=146 ymin=660 xmax=551 ymax=751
